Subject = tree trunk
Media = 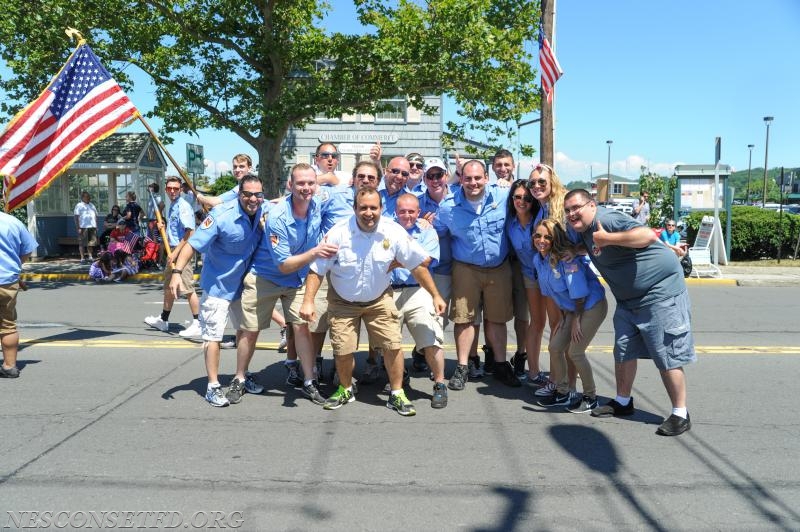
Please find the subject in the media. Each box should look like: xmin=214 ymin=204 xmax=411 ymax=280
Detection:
xmin=256 ymin=137 xmax=286 ymax=198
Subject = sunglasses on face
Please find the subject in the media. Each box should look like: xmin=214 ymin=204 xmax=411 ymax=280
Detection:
xmin=533 ymin=233 xmax=554 ymax=241
xmin=530 ymin=178 xmax=548 ymax=187
xmin=389 ymin=168 xmax=410 ymax=177
xmin=513 ymin=194 xmax=533 ymax=203
xmin=240 ymin=191 xmax=265 ymax=199
xmin=165 ymin=186 xmax=181 ymax=192
xmin=409 ymin=162 xmax=424 ymax=170
xmin=317 ymin=152 xmax=339 ymax=159
xmin=356 ymin=173 xmax=378 ymax=182
xmin=426 ymin=172 xmax=445 ymax=180
xmin=666 ymin=224 xmax=675 ymax=227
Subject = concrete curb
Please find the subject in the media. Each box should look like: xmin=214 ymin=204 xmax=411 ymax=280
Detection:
xmin=20 ymin=273 xmax=199 ymax=283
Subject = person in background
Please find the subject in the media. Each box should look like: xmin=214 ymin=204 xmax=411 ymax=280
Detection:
xmin=112 ymin=249 xmax=139 ymax=282
xmin=632 ymin=190 xmax=651 ymax=225
xmin=660 ymin=219 xmax=686 ymax=258
xmin=0 ymin=211 xmax=38 ymax=378
xmin=73 ymin=191 xmax=98 ymax=264
xmin=406 ymin=152 xmax=426 ymax=191
xmin=100 ymin=205 xmax=122 ymax=251
xmin=89 ymin=251 xmax=114 ymax=282
xmin=122 ymin=191 xmax=144 ymax=233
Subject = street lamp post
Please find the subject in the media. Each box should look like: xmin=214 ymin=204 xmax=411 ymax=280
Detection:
xmin=746 ymin=144 xmax=754 ymax=204
xmin=762 ymin=116 xmax=774 ymax=206
xmin=606 ymin=140 xmax=613 ymax=203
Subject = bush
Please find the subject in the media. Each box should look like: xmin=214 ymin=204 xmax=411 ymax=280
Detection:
xmin=685 ymin=206 xmax=800 ymax=260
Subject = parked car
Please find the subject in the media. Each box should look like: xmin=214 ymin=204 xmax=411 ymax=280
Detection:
xmin=784 ymin=205 xmax=800 ymax=215
xmin=606 ymin=202 xmax=633 ymax=215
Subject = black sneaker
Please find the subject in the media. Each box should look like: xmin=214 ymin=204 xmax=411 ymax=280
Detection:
xmin=493 ymin=361 xmax=522 ymax=387
xmin=566 ymin=394 xmax=598 ymax=414
xmin=411 ymin=349 xmax=428 ymax=372
xmin=482 ymin=344 xmax=496 ymax=375
xmin=302 ymin=380 xmax=326 ymax=405
xmin=448 ymin=364 xmax=468 ymax=391
xmin=591 ymin=398 xmax=635 ymax=417
xmin=0 ymin=365 xmax=20 ymax=378
xmin=537 ymin=391 xmax=572 ymax=407
xmin=656 ymin=413 xmax=692 ymax=436
xmin=285 ymin=362 xmax=303 ymax=388
xmin=431 ymin=382 xmax=448 ymax=409
xmin=510 ymin=352 xmax=527 ymax=379
xmin=225 ymin=378 xmax=245 ymax=404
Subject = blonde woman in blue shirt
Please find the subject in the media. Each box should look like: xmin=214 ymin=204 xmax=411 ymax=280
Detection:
xmin=532 ymin=218 xmax=607 ymax=413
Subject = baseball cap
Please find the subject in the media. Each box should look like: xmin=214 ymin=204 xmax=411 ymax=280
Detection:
xmin=406 ymin=152 xmax=425 ymax=165
xmin=424 ymin=157 xmax=448 ymax=174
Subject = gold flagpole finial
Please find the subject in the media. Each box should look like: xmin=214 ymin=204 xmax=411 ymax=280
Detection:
xmin=65 ymin=28 xmax=86 ymax=46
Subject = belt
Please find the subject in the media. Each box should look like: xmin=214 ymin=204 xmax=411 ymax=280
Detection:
xmin=391 ymin=283 xmax=419 ymax=289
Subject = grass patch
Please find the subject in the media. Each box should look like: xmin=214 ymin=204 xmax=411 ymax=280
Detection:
xmin=729 ymin=258 xmax=800 ymax=267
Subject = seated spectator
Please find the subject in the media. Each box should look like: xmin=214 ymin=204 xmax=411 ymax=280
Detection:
xmin=89 ymin=252 xmax=114 ymax=282
xmin=100 ymin=205 xmax=122 ymax=250
xmin=112 ymin=249 xmax=139 ymax=282
xmin=107 ymin=220 xmax=132 ymax=254
xmin=660 ymin=219 xmax=686 ymax=257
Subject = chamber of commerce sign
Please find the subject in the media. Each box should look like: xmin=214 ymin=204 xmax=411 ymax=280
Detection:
xmin=318 ymin=133 xmax=399 ymax=144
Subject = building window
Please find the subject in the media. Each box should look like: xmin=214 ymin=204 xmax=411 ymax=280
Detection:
xmin=68 ymin=173 xmax=111 ymax=213
xmin=612 ymin=183 xmax=624 ymax=195
xmin=375 ymin=98 xmax=406 ymax=123
xmin=314 ymin=111 xmax=341 ymax=123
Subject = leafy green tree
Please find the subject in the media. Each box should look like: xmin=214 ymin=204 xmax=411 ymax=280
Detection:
xmin=638 ymin=167 xmax=676 ymax=227
xmin=0 ymin=0 xmax=543 ymax=196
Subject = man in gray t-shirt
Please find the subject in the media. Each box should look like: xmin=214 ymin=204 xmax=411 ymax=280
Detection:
xmin=565 ymin=189 xmax=695 ymax=437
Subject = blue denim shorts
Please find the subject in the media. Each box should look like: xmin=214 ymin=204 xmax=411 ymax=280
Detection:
xmin=612 ymin=290 xmax=696 ymax=370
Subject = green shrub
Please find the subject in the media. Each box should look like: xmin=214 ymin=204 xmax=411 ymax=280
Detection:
xmin=685 ymin=206 xmax=800 ymax=260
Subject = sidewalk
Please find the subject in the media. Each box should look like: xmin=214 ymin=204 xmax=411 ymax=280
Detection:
xmin=21 ymin=257 xmax=800 ymax=286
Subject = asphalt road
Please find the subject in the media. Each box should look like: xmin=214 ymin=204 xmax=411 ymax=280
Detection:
xmin=1 ymin=282 xmax=798 ymax=531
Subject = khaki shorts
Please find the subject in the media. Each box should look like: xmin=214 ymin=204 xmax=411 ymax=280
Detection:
xmin=163 ymin=259 xmax=196 ymax=295
xmin=308 ymin=276 xmax=330 ymax=334
xmin=393 ymin=285 xmax=443 ymax=349
xmin=511 ymin=258 xmax=530 ymax=321
xmin=451 ymin=260 xmax=513 ymax=324
xmin=230 ymin=272 xmax=305 ymax=332
xmin=0 ymin=283 xmax=20 ymax=334
xmin=328 ymin=286 xmax=401 ymax=356
xmin=79 ymin=227 xmax=98 ymax=247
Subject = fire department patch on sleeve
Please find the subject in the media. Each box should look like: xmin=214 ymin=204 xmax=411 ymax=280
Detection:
xmin=201 ymin=216 xmax=215 ymax=229
xmin=565 ymin=262 xmax=579 ymax=273
xmin=270 ymin=234 xmax=279 ymax=248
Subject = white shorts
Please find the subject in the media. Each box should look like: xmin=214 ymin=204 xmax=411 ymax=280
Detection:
xmin=199 ymin=294 xmax=232 ymax=342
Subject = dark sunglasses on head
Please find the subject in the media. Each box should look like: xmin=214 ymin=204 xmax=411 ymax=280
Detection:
xmin=317 ymin=151 xmax=339 ymax=159
xmin=389 ymin=168 xmax=410 ymax=177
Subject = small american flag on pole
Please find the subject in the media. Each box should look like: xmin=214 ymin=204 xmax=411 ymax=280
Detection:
xmin=539 ymin=27 xmax=563 ymax=104
xmin=1 ymin=43 xmax=139 ymax=212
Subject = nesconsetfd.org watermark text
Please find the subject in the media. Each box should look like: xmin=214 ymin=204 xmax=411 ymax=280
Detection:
xmin=2 ymin=511 xmax=244 ymax=529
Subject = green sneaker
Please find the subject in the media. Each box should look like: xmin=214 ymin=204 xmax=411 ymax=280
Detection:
xmin=386 ymin=390 xmax=416 ymax=417
xmin=323 ymin=385 xmax=354 ymax=410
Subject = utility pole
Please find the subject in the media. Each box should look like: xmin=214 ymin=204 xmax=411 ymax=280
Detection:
xmin=539 ymin=0 xmax=554 ymax=166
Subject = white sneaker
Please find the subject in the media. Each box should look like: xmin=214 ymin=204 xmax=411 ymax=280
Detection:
xmin=178 ymin=319 xmax=202 ymax=338
xmin=144 ymin=315 xmax=169 ymax=332
xmin=205 ymin=386 xmax=229 ymax=407
xmin=534 ymin=381 xmax=557 ymax=397
xmin=220 ymin=338 xmax=236 ymax=349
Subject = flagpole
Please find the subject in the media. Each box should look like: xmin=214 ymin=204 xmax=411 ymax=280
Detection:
xmin=136 ymin=115 xmax=201 ymax=199
xmin=148 ymin=189 xmax=172 ymax=256
xmin=540 ymin=0 xmax=555 ymax=167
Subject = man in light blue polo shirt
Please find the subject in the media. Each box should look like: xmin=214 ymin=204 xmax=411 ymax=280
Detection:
xmin=233 ymin=163 xmax=337 ymax=405
xmin=434 ymin=159 xmax=520 ymax=390
xmin=379 ymin=156 xmax=412 ymax=219
xmin=144 ymin=176 xmax=200 ymax=337
xmin=0 ymin=212 xmax=38 ymax=378
xmin=169 ymin=175 xmax=266 ymax=407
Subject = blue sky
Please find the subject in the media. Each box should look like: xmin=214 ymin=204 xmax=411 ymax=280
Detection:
xmin=4 ymin=1 xmax=799 ymax=184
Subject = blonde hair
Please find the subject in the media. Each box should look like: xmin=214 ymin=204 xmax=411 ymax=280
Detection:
xmin=530 ymin=163 xmax=567 ymax=223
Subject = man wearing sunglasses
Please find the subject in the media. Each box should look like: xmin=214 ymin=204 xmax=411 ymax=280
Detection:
xmin=169 ymin=174 xmax=267 ymax=407
xmin=406 ymin=152 xmax=426 ymax=191
xmin=563 ymin=189 xmax=695 ymax=436
xmin=313 ymin=143 xmax=351 ymax=187
xmin=380 ymin=156 xmax=413 ymax=218
xmin=434 ymin=160 xmax=521 ymax=390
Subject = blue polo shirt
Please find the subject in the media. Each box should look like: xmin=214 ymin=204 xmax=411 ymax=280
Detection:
xmin=189 ymin=199 xmax=265 ymax=300
xmin=253 ymin=195 xmax=322 ymax=288
xmin=506 ymin=217 xmax=536 ymax=280
xmin=390 ymin=222 xmax=440 ymax=286
xmin=434 ymin=184 xmax=510 ymax=268
xmin=218 ymin=185 xmax=239 ymax=203
xmin=417 ymin=189 xmax=453 ymax=275
xmin=533 ymin=253 xmax=605 ymax=312
xmin=167 ymin=196 xmax=196 ymax=247
xmin=0 ymin=212 xmax=38 ymax=284
xmin=318 ymin=185 xmax=353 ymax=234
xmin=380 ymin=186 xmax=410 ymax=219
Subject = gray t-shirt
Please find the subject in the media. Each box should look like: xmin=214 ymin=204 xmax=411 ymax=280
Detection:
xmin=571 ymin=206 xmax=684 ymax=310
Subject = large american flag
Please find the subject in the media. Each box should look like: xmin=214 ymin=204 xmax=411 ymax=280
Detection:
xmin=1 ymin=44 xmax=138 ymax=212
xmin=539 ymin=28 xmax=563 ymax=104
